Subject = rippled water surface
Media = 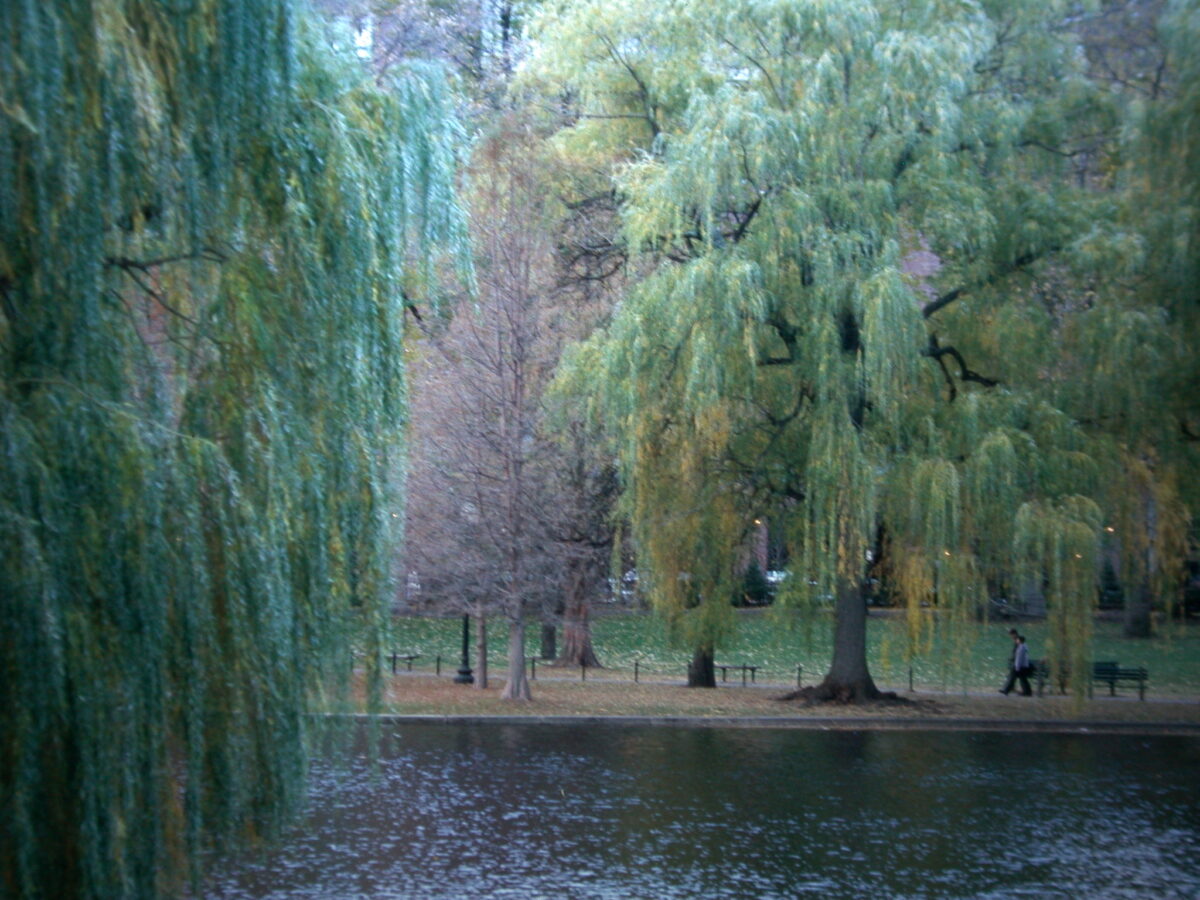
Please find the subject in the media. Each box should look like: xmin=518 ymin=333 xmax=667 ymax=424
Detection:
xmin=206 ymin=724 xmax=1200 ymax=899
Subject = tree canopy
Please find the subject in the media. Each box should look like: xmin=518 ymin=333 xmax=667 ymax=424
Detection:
xmin=530 ymin=0 xmax=1198 ymax=695
xmin=0 ymin=1 xmax=463 ymax=894
xmin=3 ymin=0 xmax=1198 ymax=893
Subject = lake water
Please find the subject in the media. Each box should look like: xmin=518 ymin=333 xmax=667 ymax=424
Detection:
xmin=205 ymin=722 xmax=1200 ymax=899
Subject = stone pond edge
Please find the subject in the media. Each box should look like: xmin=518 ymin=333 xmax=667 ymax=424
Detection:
xmin=320 ymin=713 xmax=1200 ymax=736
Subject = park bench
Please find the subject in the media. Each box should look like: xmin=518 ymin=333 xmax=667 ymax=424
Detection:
xmin=714 ymin=663 xmax=758 ymax=685
xmin=1032 ymin=659 xmax=1148 ymax=700
xmin=1090 ymin=660 xmax=1148 ymax=700
xmin=389 ymin=652 xmax=421 ymax=673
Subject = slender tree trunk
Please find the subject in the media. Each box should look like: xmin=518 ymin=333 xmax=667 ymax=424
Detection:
xmin=474 ymin=610 xmax=488 ymax=690
xmin=1125 ymin=485 xmax=1157 ymax=638
xmin=500 ymin=617 xmax=531 ymax=700
xmin=540 ymin=620 xmax=557 ymax=660
xmin=687 ymin=642 xmax=716 ymax=688
xmin=1124 ymin=586 xmax=1153 ymax=637
xmin=555 ymin=558 xmax=602 ymax=668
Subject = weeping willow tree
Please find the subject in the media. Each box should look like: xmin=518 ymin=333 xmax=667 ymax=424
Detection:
xmin=0 ymin=1 xmax=464 ymax=895
xmin=532 ymin=0 xmax=1196 ymax=699
xmin=1097 ymin=0 xmax=1200 ymax=633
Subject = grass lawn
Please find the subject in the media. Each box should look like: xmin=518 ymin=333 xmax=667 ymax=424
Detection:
xmin=383 ymin=608 xmax=1200 ymax=696
xmin=360 ymin=609 xmax=1200 ymax=729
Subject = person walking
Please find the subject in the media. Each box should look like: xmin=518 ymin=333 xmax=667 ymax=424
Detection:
xmin=1000 ymin=630 xmax=1033 ymax=696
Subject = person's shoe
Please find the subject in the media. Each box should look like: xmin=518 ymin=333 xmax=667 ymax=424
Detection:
xmin=999 ymin=690 xmax=1008 ymax=695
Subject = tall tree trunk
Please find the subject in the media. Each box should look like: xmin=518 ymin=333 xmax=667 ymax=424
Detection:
xmin=474 ymin=610 xmax=488 ymax=690
xmin=1125 ymin=484 xmax=1157 ymax=638
xmin=800 ymin=578 xmax=889 ymax=703
xmin=1124 ymin=586 xmax=1153 ymax=637
xmin=558 ymin=599 xmax=602 ymax=668
xmin=500 ymin=618 xmax=531 ymax=700
xmin=540 ymin=621 xmax=557 ymax=660
xmin=687 ymin=642 xmax=716 ymax=688
xmin=555 ymin=558 xmax=602 ymax=668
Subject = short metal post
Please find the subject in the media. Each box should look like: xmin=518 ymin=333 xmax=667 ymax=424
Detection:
xmin=634 ymin=660 xmax=640 ymax=683
xmin=581 ymin=663 xmax=586 ymax=682
xmin=797 ymin=664 xmax=802 ymax=688
xmin=436 ymin=655 xmax=441 ymax=677
xmin=908 ymin=667 xmax=914 ymax=692
xmin=530 ymin=657 xmax=537 ymax=680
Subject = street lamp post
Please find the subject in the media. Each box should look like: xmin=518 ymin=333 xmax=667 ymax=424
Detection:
xmin=454 ymin=613 xmax=474 ymax=684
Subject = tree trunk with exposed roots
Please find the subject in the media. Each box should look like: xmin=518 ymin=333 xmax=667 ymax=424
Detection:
xmin=782 ymin=579 xmax=897 ymax=703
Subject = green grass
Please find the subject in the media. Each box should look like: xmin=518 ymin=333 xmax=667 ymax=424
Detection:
xmin=385 ymin=609 xmax=1200 ymax=695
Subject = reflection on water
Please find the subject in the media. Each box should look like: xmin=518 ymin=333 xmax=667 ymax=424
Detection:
xmin=206 ymin=724 xmax=1200 ymax=899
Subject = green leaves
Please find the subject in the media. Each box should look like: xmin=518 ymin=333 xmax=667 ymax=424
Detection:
xmin=535 ymin=0 xmax=1194 ymax=691
xmin=1 ymin=2 xmax=464 ymax=894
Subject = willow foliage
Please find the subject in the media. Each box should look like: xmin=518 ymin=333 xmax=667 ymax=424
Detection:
xmin=532 ymin=0 xmax=1195 ymax=691
xmin=1 ymin=2 xmax=463 ymax=896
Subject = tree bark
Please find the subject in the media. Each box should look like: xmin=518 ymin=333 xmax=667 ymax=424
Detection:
xmin=557 ymin=599 xmax=602 ymax=668
xmin=687 ymin=642 xmax=716 ymax=688
xmin=1125 ymin=484 xmax=1157 ymax=638
xmin=1124 ymin=585 xmax=1154 ymax=638
xmin=783 ymin=578 xmax=895 ymax=703
xmin=555 ymin=558 xmax=603 ymax=668
xmin=500 ymin=618 xmax=532 ymax=700
xmin=540 ymin=621 xmax=557 ymax=660
xmin=474 ymin=611 xmax=488 ymax=690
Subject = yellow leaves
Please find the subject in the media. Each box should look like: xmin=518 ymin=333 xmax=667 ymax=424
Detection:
xmin=1012 ymin=496 xmax=1102 ymax=694
xmin=908 ymin=458 xmax=961 ymax=551
xmin=894 ymin=552 xmax=934 ymax=647
xmin=1107 ymin=452 xmax=1192 ymax=614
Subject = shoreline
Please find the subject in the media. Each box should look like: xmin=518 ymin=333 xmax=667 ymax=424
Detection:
xmin=325 ymin=711 xmax=1200 ymax=736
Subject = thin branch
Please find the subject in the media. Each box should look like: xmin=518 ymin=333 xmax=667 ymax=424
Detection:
xmin=720 ymin=36 xmax=785 ymax=108
xmin=106 ymin=251 xmax=228 ymax=348
xmin=597 ymin=34 xmax=660 ymax=138
xmin=104 ymin=248 xmax=226 ymax=270
xmin=921 ymin=334 xmax=999 ymax=402
xmin=923 ymin=247 xmax=1059 ymax=319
